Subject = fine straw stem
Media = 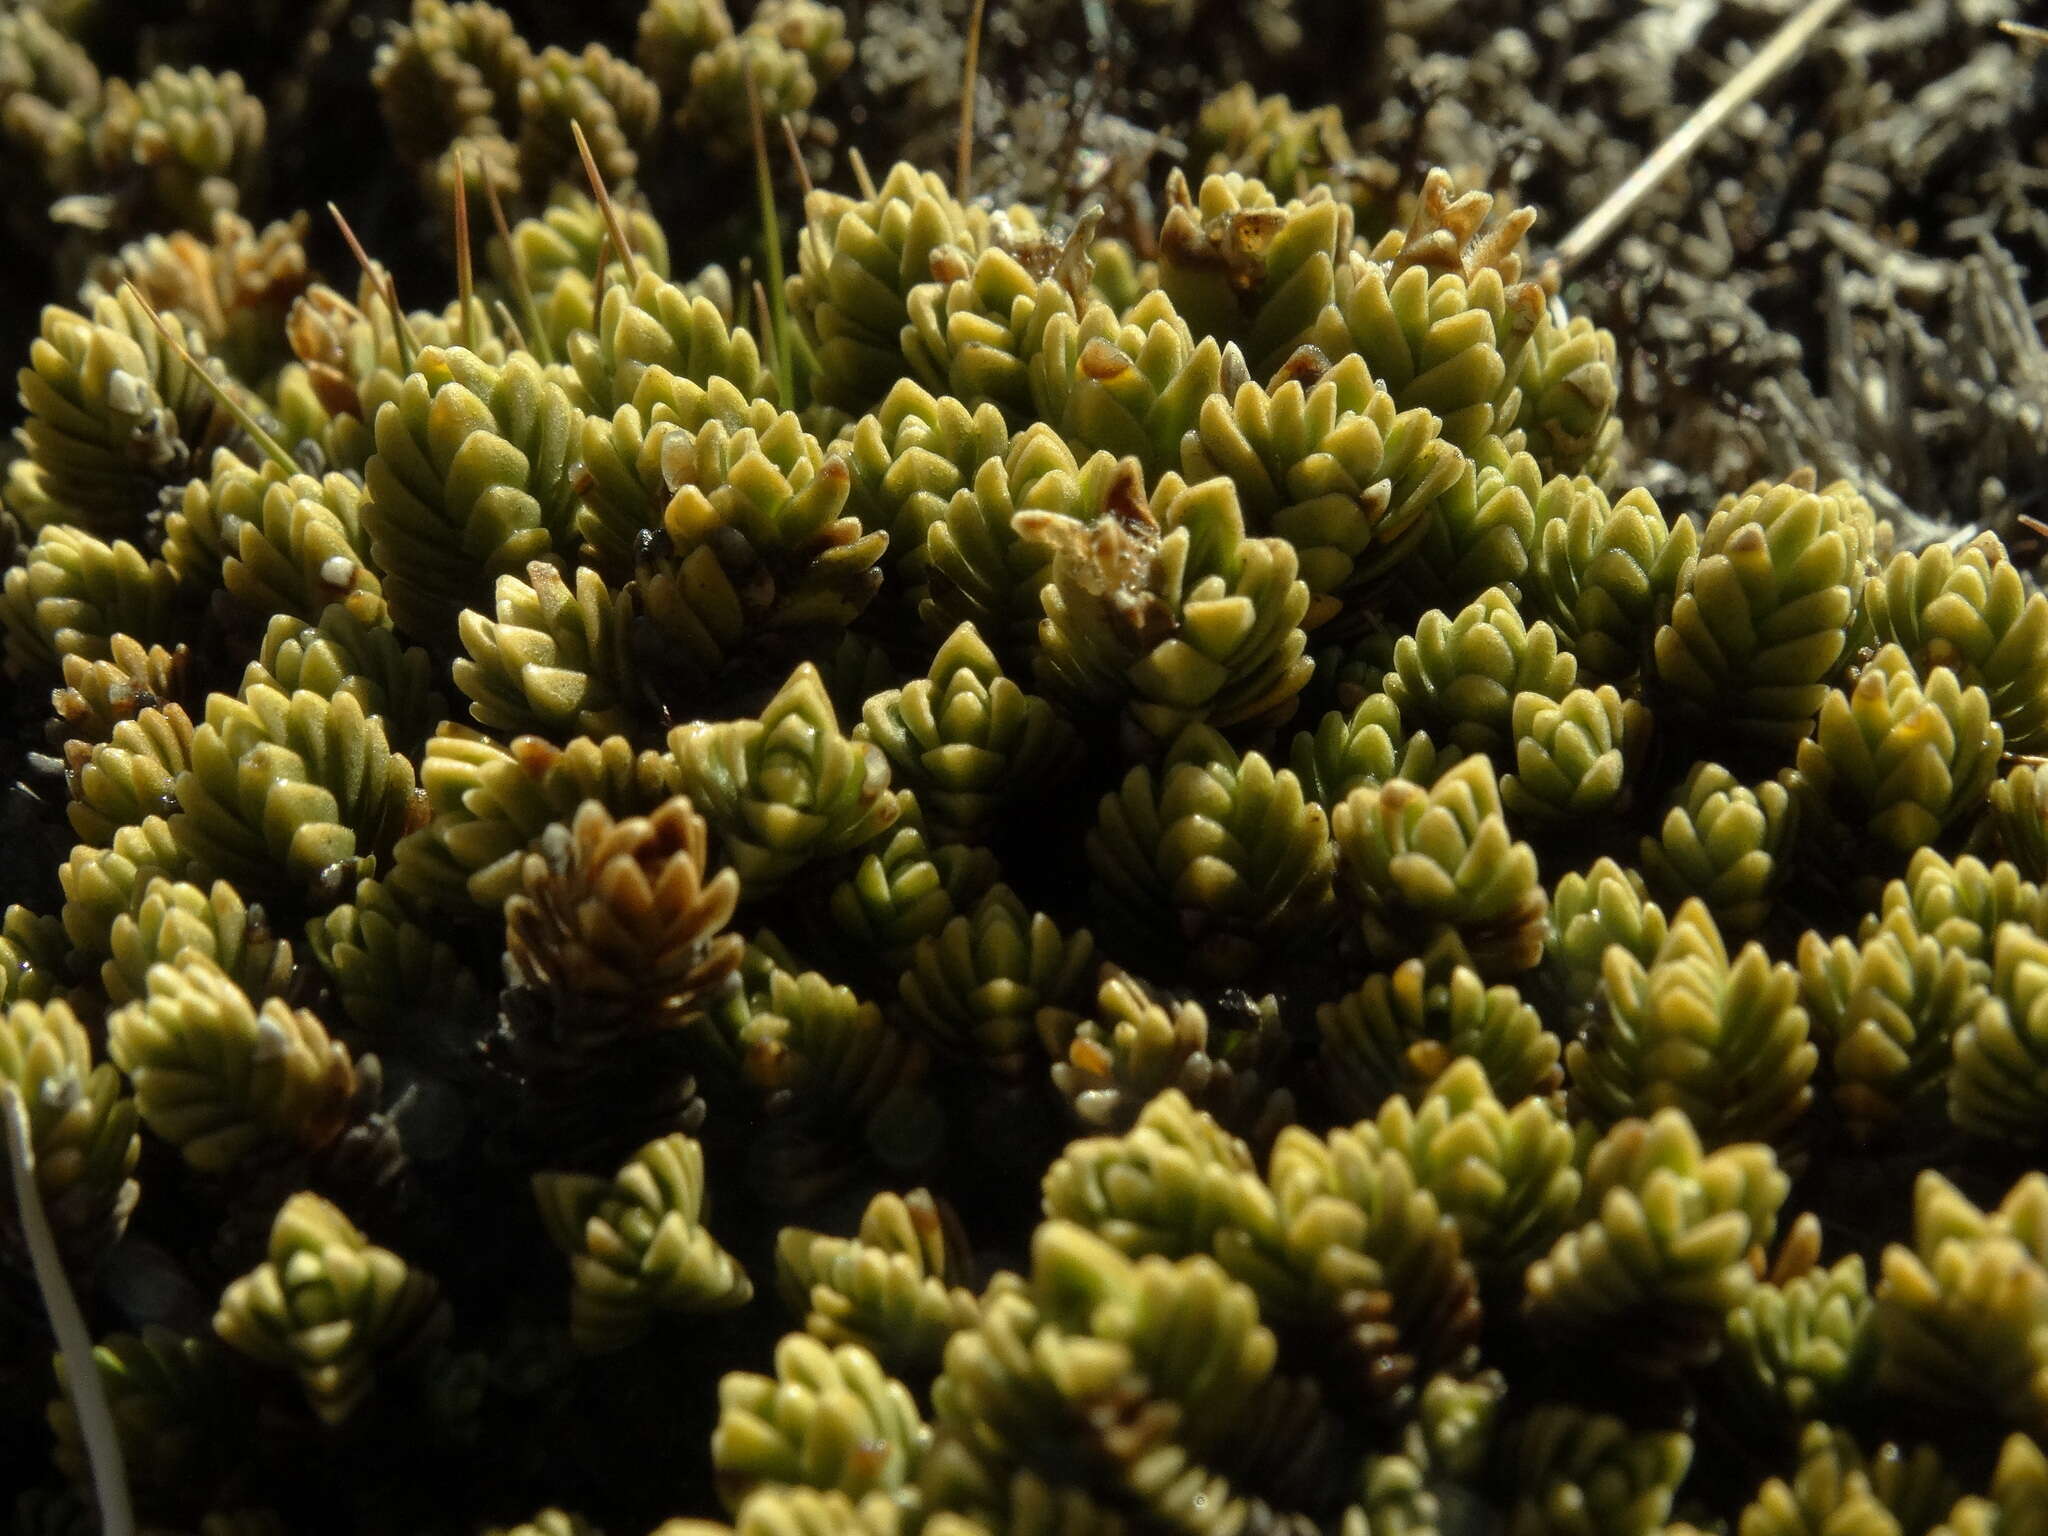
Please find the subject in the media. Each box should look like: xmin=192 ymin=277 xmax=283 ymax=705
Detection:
xmin=3 ymin=1086 xmax=134 ymax=1536
xmin=1553 ymin=0 xmax=1853 ymax=272
xmin=480 ymin=171 xmax=553 ymax=367
xmin=779 ymin=113 xmax=815 ymax=198
xmin=744 ymin=60 xmax=795 ymax=407
xmin=327 ymin=202 xmax=420 ymax=368
xmin=573 ymin=121 xmax=641 ymax=285
xmin=452 ymin=146 xmax=478 ymax=353
xmin=956 ymin=0 xmax=990 ymax=203
xmin=125 ymin=284 xmax=299 ymax=473
xmin=848 ymin=146 xmax=877 ymax=202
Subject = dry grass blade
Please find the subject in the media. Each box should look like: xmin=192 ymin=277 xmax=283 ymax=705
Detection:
xmin=123 ymin=282 xmax=299 ymax=471
xmin=573 ymin=119 xmax=641 ymax=285
xmin=956 ymin=0 xmax=991 ymax=203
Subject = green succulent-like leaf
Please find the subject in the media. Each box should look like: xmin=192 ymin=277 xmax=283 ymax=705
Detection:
xmin=514 ymin=42 xmax=659 ymax=196
xmin=62 ymin=701 xmax=191 ymax=847
xmin=1028 ymin=288 xmax=1230 ymax=478
xmin=824 ymin=810 xmax=1001 ymax=975
xmin=1929 ymin=1433 xmax=2048 ymax=1536
xmin=1501 ymin=684 xmax=1644 ymax=822
xmin=534 ymin=1131 xmax=752 ymax=1352
xmin=1950 ymin=924 xmax=2048 ymax=1148
xmin=672 ymin=661 xmax=902 ymax=897
xmin=568 ymin=266 xmax=775 ymax=420
xmin=46 ymin=1326 xmax=240 ymax=1506
xmin=713 ymin=1335 xmax=928 ymax=1509
xmin=1526 ymin=478 xmax=1694 ymax=684
xmin=1864 ymin=532 xmax=2048 ymax=753
xmin=243 ymin=603 xmax=444 ymax=753
xmin=1086 ymin=724 xmax=1334 ymax=982
xmin=0 ymin=997 xmax=139 ymax=1263
xmin=896 ymin=884 xmax=1094 ymax=1080
xmin=1724 ymin=1249 xmax=1878 ymax=1426
xmin=1862 ymin=850 xmax=2047 ymax=983
xmin=901 ymin=237 xmax=1084 ymax=424
xmin=776 ymin=1188 xmax=979 ymax=1378
xmin=1510 ymin=315 xmax=1620 ymax=484
xmin=1793 ymin=645 xmax=2002 ymax=858
xmin=48 ymin=633 xmax=191 ymax=749
xmin=0 ymin=905 xmax=70 ymax=1009
xmin=1800 ymin=909 xmax=1981 ymax=1142
xmin=1524 ymin=1109 xmax=1788 ymax=1369
xmin=1987 ymin=763 xmax=2048 ymax=884
xmin=1873 ymin=1170 xmax=2048 ymax=1435
xmin=1181 ymin=350 xmax=1463 ymax=622
xmin=1570 ymin=898 xmax=1816 ymax=1147
xmin=1385 ymin=586 xmax=1577 ymax=757
xmin=681 ymin=30 xmax=816 ymax=161
xmin=1505 ymin=1402 xmax=1691 ymax=1536
xmin=213 ymin=1190 xmax=447 ymax=1426
xmin=171 ymin=683 xmax=417 ymax=898
xmin=1289 ymin=692 xmax=1448 ymax=813
xmin=101 ymin=873 xmax=292 ymax=1007
xmin=1317 ymin=960 xmax=1562 ymax=1116
xmin=843 ymin=381 xmax=1010 ymax=601
xmin=1397 ymin=438 xmax=1543 ymax=618
xmin=107 ymin=951 xmax=360 ymax=1173
xmin=455 ymin=560 xmax=639 ymax=739
xmin=307 ymin=875 xmax=484 ymax=1036
xmin=1639 ymin=764 xmax=1798 ymax=935
xmin=1653 ymin=471 xmax=1881 ymax=743
xmin=166 ymin=452 xmax=381 ymax=629
xmin=1333 ymin=755 xmax=1549 ymax=978
xmin=2 ymin=524 xmax=182 ymax=679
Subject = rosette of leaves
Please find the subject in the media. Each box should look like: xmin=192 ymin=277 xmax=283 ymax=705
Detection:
xmin=1317 ymin=959 xmax=1562 ymax=1116
xmin=776 ymin=1188 xmax=979 ymax=1378
xmin=1267 ymin=1116 xmax=1484 ymax=1393
xmin=917 ymin=424 xmax=1115 ymax=661
xmin=1355 ymin=1057 xmax=1581 ymax=1280
xmin=928 ymin=1220 xmax=1307 ymax=1532
xmin=672 ymin=661 xmax=900 ymax=897
xmin=0 ymin=906 xmax=69 ymax=1009
xmin=58 ymin=827 xmax=196 ymax=971
xmin=1638 ymin=765 xmax=1798 ymax=935
xmin=1385 ymin=587 xmax=1577 ymax=757
xmin=1570 ymin=898 xmax=1816 ymax=1147
xmin=857 ymin=622 xmax=1079 ymax=848
xmin=1949 ymin=924 xmax=2048 ymax=1148
xmin=1862 ymin=851 xmax=2048 ymax=982
xmin=1188 ymin=85 xmax=1366 ymax=205
xmin=1732 ymin=1423 xmax=1955 ymax=1536
xmin=1180 ymin=351 xmax=1464 ymax=622
xmin=1332 ymin=756 xmax=1549 ymax=978
xmin=242 ymin=605 xmax=443 ymax=755
xmin=1527 ymin=480 xmax=1695 ymax=684
xmin=716 ymin=945 xmax=930 ymax=1199
xmin=361 ymin=344 xmax=581 ymax=642
xmin=390 ymin=728 xmax=684 ymax=915
xmin=1027 ymin=291 xmax=1229 ymax=478
xmin=46 ymin=1326 xmax=241 ymax=1510
xmin=533 ymin=1131 xmax=751 ymax=1352
xmin=786 ymin=162 xmax=984 ymax=414
xmin=1399 ymin=439 xmax=1544 ymax=619
xmin=636 ymin=0 xmax=734 ymax=101
xmin=680 ymin=29 xmax=816 ymax=163
xmin=0 ymin=998 xmax=139 ymax=1264
xmin=81 ymin=209 xmax=311 ymax=390
xmin=283 ymin=281 xmax=434 ymax=469
xmin=1525 ymin=1109 xmax=1789 ymax=1369
xmin=454 ymin=560 xmax=638 ymax=739
xmin=1793 ymin=646 xmax=2002 ymax=860
xmin=166 ymin=453 xmax=383 ymax=632
xmin=170 ymin=683 xmax=416 ymax=898
xmin=1510 ymin=315 xmax=1620 ymax=483
xmin=1306 ymin=170 xmax=1545 ymax=453
xmin=1873 ymin=1170 xmax=2048 ymax=1434
xmin=1022 ymin=461 xmax=1312 ymax=754
xmin=1040 ymin=1089 xmax=1288 ymax=1290
xmin=1156 ymin=170 xmax=1352 ymax=376
xmin=371 ymin=0 xmax=530 ymax=185
xmin=2 ymin=524 xmax=183 ymax=677
xmin=62 ymin=700 xmax=191 ymax=847
xmin=568 ymin=266 xmax=775 ymax=419
xmin=213 ymin=1190 xmax=448 ymax=1426
xmin=1799 ymin=911 xmax=1980 ymax=1142
xmin=1987 ymin=764 xmax=2048 ymax=883
xmin=751 ymin=0 xmax=852 ymax=85
xmin=842 ymin=381 xmax=1009 ymax=603
xmin=822 ymin=809 xmax=999 ymax=976
xmin=712 ymin=1335 xmax=928 ymax=1509
xmin=895 ymin=884 xmax=1094 ymax=1080
xmin=1501 ymin=685 xmax=1645 ymax=822
xmin=308 ymin=876 xmax=483 ymax=1037
xmin=1724 ymin=1250 xmax=1878 ymax=1425
xmin=1653 ymin=471 xmax=1882 ymax=743
xmin=1289 ymin=692 xmax=1446 ymax=813
xmin=515 ymin=44 xmax=660 ymax=197
xmin=1863 ymin=532 xmax=2048 ymax=753
xmin=48 ymin=633 xmax=191 ymax=747
xmin=106 ymin=952 xmax=361 ymax=1173
xmin=1086 ymin=724 xmax=1334 ymax=983
xmin=0 ymin=10 xmax=99 ymax=179
xmin=82 ymin=64 xmax=265 ymax=232
xmin=1932 ymin=1434 xmax=2048 ymax=1536
xmin=1505 ymin=1403 xmax=1692 ymax=1536
xmin=900 ymin=236 xmax=1086 ymax=424
xmin=1047 ymin=966 xmax=1293 ymax=1142
xmin=633 ymin=407 xmax=885 ymax=706
xmin=101 ymin=873 xmax=292 ymax=1007
xmin=491 ymin=185 xmax=674 ymax=361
